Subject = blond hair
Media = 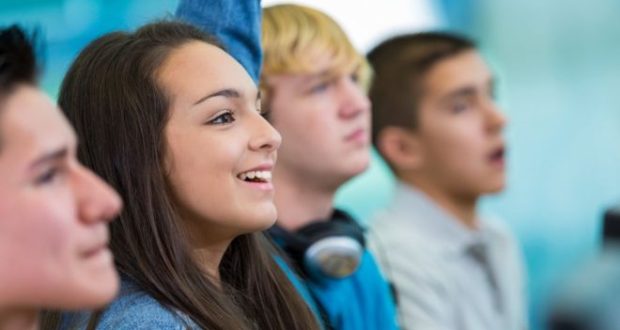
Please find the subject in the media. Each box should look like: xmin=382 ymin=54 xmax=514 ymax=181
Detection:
xmin=261 ymin=4 xmax=371 ymax=103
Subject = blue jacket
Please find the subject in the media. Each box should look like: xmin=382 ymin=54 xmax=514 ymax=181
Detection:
xmin=305 ymin=250 xmax=400 ymax=330
xmin=175 ymin=0 xmax=262 ymax=83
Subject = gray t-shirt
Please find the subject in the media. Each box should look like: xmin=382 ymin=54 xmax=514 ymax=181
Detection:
xmin=368 ymin=183 xmax=528 ymax=330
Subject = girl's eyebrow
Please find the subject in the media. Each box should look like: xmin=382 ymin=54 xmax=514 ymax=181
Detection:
xmin=193 ymin=88 xmax=241 ymax=105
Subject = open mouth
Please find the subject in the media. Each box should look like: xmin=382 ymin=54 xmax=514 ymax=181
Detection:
xmin=237 ymin=170 xmax=272 ymax=183
xmin=489 ymin=146 xmax=505 ymax=163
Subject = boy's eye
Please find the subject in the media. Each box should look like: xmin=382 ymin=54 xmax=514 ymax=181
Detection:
xmin=350 ymin=72 xmax=359 ymax=83
xmin=35 ymin=167 xmax=62 ymax=186
xmin=309 ymin=81 xmax=330 ymax=94
xmin=257 ymin=101 xmax=271 ymax=120
xmin=451 ymin=100 xmax=471 ymax=114
xmin=208 ymin=111 xmax=235 ymax=125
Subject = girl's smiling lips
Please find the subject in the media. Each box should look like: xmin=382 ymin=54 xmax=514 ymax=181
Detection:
xmin=237 ymin=164 xmax=275 ymax=191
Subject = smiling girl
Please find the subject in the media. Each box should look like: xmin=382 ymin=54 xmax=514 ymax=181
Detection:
xmin=44 ymin=21 xmax=319 ymax=330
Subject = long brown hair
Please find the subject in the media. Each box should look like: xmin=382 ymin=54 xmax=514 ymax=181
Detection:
xmin=44 ymin=20 xmax=319 ymax=330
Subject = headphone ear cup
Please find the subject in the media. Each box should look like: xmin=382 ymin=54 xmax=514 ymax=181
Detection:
xmin=303 ymin=235 xmax=364 ymax=279
xmin=296 ymin=213 xmax=366 ymax=279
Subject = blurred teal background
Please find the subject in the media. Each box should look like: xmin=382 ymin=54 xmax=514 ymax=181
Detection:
xmin=0 ymin=0 xmax=178 ymax=97
xmin=2 ymin=1 xmax=619 ymax=329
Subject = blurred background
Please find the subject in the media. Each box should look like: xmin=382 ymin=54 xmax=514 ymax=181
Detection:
xmin=2 ymin=0 xmax=619 ymax=329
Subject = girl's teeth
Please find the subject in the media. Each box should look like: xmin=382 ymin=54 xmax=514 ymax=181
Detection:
xmin=239 ymin=171 xmax=271 ymax=181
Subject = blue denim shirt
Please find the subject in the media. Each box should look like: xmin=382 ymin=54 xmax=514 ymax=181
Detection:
xmin=61 ymin=276 xmax=199 ymax=329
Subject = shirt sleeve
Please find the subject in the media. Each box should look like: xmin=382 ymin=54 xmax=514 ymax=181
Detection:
xmin=175 ymin=0 xmax=263 ymax=83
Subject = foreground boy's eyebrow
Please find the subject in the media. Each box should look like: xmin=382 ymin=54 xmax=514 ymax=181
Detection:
xmin=443 ymin=86 xmax=477 ymax=101
xmin=30 ymin=147 xmax=68 ymax=169
xmin=193 ymin=88 xmax=241 ymax=105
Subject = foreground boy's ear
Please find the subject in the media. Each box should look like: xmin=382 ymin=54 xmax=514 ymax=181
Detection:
xmin=377 ymin=127 xmax=424 ymax=171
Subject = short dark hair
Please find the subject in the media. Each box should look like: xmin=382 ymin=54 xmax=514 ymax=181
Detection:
xmin=367 ymin=32 xmax=475 ymax=148
xmin=0 ymin=25 xmax=40 ymax=151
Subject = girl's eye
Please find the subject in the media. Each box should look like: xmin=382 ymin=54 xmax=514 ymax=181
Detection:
xmin=208 ymin=111 xmax=235 ymax=125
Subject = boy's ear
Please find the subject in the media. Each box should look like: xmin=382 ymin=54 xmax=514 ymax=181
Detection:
xmin=377 ymin=127 xmax=424 ymax=171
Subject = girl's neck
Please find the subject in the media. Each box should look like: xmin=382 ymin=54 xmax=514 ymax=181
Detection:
xmin=193 ymin=239 xmax=232 ymax=287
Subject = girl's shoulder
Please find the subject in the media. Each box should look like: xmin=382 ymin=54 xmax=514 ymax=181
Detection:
xmin=61 ymin=276 xmax=198 ymax=330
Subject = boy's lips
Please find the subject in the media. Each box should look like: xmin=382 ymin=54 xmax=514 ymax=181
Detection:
xmin=488 ymin=145 xmax=506 ymax=168
xmin=81 ymin=241 xmax=111 ymax=261
xmin=344 ymin=128 xmax=368 ymax=144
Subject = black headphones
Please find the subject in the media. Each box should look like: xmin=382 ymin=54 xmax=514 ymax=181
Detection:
xmin=268 ymin=209 xmax=366 ymax=280
xmin=603 ymin=205 xmax=620 ymax=247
